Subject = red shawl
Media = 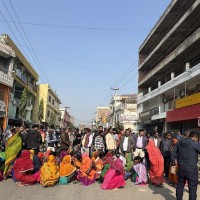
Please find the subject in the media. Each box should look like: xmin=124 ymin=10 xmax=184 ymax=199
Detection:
xmin=146 ymin=139 xmax=164 ymax=185
xmin=14 ymin=150 xmax=34 ymax=173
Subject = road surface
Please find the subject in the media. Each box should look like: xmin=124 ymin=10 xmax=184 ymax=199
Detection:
xmin=0 ymin=179 xmax=195 ymax=200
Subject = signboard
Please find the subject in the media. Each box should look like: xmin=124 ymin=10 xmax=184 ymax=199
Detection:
xmin=176 ymin=92 xmax=200 ymax=109
xmin=120 ymin=114 xmax=136 ymax=122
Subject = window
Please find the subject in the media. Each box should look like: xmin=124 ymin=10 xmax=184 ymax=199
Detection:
xmin=52 ymin=99 xmax=55 ymax=105
xmin=48 ymin=95 xmax=51 ymax=103
xmin=47 ymin=110 xmax=50 ymax=118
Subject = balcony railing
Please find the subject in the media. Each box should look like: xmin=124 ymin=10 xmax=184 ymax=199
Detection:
xmin=16 ymin=69 xmax=28 ymax=83
xmin=138 ymin=63 xmax=200 ymax=104
xmin=0 ymin=70 xmax=13 ymax=87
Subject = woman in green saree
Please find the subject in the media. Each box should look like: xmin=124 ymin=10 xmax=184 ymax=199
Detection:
xmin=3 ymin=131 xmax=22 ymax=177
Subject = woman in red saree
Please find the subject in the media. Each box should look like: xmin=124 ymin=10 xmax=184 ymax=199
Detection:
xmin=13 ymin=150 xmax=38 ymax=185
xmin=101 ymin=158 xmax=126 ymax=190
xmin=146 ymin=139 xmax=165 ymax=186
xmin=77 ymin=153 xmax=96 ymax=186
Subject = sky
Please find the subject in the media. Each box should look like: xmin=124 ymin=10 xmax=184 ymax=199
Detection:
xmin=0 ymin=0 xmax=171 ymax=125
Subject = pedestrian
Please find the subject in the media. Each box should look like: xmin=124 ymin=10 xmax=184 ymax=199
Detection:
xmin=105 ymin=127 xmax=116 ymax=152
xmin=57 ymin=128 xmax=71 ymax=155
xmin=153 ymin=131 xmax=161 ymax=149
xmin=73 ymin=128 xmax=82 ymax=151
xmin=160 ymin=131 xmax=172 ymax=179
xmin=146 ymin=139 xmax=165 ymax=186
xmin=171 ymin=131 xmax=200 ymax=200
xmin=81 ymin=128 xmax=93 ymax=156
xmin=94 ymin=131 xmax=105 ymax=154
xmin=133 ymin=129 xmax=147 ymax=158
xmin=27 ymin=124 xmax=42 ymax=155
xmin=120 ymin=129 xmax=135 ymax=157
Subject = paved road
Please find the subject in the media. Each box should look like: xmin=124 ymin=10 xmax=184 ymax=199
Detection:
xmin=0 ymin=179 xmax=196 ymax=200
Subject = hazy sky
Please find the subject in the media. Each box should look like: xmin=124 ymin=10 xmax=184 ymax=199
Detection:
xmin=0 ymin=0 xmax=170 ymax=125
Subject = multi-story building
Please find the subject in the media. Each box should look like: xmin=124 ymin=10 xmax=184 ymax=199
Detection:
xmin=0 ymin=36 xmax=15 ymax=130
xmin=59 ymin=107 xmax=74 ymax=129
xmin=34 ymin=84 xmax=61 ymax=128
xmin=109 ymin=94 xmax=137 ymax=131
xmin=0 ymin=34 xmax=38 ymax=126
xmin=137 ymin=0 xmax=200 ymax=133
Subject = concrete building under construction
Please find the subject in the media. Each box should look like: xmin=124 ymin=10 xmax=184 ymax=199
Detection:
xmin=137 ymin=0 xmax=200 ymax=133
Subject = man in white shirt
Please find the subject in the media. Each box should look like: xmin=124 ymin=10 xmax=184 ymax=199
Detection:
xmin=120 ymin=129 xmax=135 ymax=156
xmin=154 ymin=132 xmax=161 ymax=149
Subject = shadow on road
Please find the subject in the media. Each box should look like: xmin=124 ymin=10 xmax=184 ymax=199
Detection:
xmin=148 ymin=185 xmax=176 ymax=200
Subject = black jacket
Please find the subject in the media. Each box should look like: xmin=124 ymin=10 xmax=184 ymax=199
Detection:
xmin=27 ymin=130 xmax=42 ymax=149
xmin=171 ymin=138 xmax=200 ymax=169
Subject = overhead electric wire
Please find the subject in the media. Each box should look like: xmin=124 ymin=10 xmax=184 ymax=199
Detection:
xmin=0 ymin=9 xmax=31 ymax=62
xmin=7 ymin=0 xmax=54 ymax=88
xmin=0 ymin=19 xmax=149 ymax=32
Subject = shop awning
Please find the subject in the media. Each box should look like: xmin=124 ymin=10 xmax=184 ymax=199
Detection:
xmin=166 ymin=103 xmax=200 ymax=122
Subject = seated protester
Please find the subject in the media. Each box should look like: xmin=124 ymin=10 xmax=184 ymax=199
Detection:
xmin=37 ymin=152 xmax=44 ymax=165
xmin=13 ymin=150 xmax=39 ymax=186
xmin=40 ymin=155 xmax=59 ymax=187
xmin=77 ymin=152 xmax=96 ymax=186
xmin=132 ymin=156 xmax=147 ymax=185
xmin=125 ymin=153 xmax=133 ymax=180
xmin=146 ymin=139 xmax=165 ymax=186
xmin=99 ymin=153 xmax=114 ymax=183
xmin=125 ymin=153 xmax=133 ymax=172
xmin=91 ymin=151 xmax=104 ymax=178
xmin=73 ymin=151 xmax=82 ymax=169
xmin=59 ymin=155 xmax=76 ymax=185
xmin=29 ymin=150 xmax=42 ymax=173
xmin=60 ymin=150 xmax=70 ymax=162
xmin=101 ymin=158 xmax=126 ymax=190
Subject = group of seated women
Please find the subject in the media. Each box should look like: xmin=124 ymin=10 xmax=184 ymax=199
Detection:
xmin=11 ymin=148 xmax=150 ymax=189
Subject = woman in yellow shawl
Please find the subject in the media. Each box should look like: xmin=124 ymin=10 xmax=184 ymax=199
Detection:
xmin=4 ymin=131 xmax=22 ymax=177
xmin=59 ymin=155 xmax=76 ymax=185
xmin=40 ymin=155 xmax=59 ymax=187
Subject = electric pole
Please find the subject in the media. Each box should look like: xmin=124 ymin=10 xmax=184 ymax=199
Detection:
xmin=111 ymin=87 xmax=119 ymax=128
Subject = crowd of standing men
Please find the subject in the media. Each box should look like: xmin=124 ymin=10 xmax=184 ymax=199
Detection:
xmin=0 ymin=124 xmax=200 ymax=200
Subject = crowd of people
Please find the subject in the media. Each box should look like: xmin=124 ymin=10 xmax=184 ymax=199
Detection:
xmin=0 ymin=124 xmax=199 ymax=199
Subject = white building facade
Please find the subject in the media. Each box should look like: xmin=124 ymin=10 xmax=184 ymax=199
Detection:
xmin=138 ymin=0 xmax=200 ymax=133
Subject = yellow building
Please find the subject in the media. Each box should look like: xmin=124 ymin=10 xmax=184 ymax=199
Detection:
xmin=33 ymin=84 xmax=61 ymax=128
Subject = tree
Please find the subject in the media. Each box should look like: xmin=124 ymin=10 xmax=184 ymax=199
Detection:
xmin=38 ymin=98 xmax=44 ymax=124
xmin=19 ymin=88 xmax=28 ymax=123
xmin=49 ymin=111 xmax=56 ymax=128
xmin=115 ymin=121 xmax=124 ymax=130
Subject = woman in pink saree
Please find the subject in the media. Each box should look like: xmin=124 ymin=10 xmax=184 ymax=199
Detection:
xmin=101 ymin=158 xmax=126 ymax=190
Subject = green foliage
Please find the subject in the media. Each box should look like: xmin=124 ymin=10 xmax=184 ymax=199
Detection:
xmin=19 ymin=88 xmax=28 ymax=120
xmin=49 ymin=111 xmax=56 ymax=126
xmin=38 ymin=98 xmax=44 ymax=123
xmin=115 ymin=121 xmax=124 ymax=130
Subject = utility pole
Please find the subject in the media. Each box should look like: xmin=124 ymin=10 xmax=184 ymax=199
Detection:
xmin=111 ymin=88 xmax=119 ymax=128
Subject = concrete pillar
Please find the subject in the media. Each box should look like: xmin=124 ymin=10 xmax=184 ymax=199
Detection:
xmin=171 ymin=72 xmax=175 ymax=80
xmin=158 ymin=81 xmax=162 ymax=87
xmin=185 ymin=62 xmax=190 ymax=71
xmin=148 ymin=87 xmax=151 ymax=93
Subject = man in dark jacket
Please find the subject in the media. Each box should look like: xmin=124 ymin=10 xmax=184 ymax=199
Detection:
xmin=161 ymin=131 xmax=172 ymax=178
xmin=27 ymin=124 xmax=42 ymax=154
xmin=120 ymin=129 xmax=135 ymax=156
xmin=171 ymin=131 xmax=200 ymax=200
xmin=57 ymin=128 xmax=71 ymax=154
